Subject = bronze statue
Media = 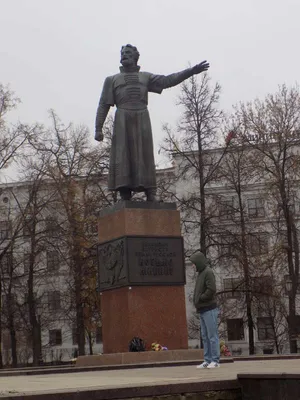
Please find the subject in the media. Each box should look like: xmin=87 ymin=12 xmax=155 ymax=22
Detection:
xmin=95 ymin=44 xmax=209 ymax=201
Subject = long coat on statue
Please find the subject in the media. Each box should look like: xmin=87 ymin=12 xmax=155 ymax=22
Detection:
xmin=96 ymin=65 xmax=194 ymax=192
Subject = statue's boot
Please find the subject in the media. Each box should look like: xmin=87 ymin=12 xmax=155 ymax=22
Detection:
xmin=119 ymin=188 xmax=132 ymax=201
xmin=146 ymin=189 xmax=158 ymax=202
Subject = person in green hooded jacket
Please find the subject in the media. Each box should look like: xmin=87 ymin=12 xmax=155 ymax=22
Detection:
xmin=190 ymin=250 xmax=220 ymax=369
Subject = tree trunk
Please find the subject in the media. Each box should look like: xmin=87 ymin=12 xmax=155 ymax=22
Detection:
xmin=283 ymin=195 xmax=299 ymax=353
xmin=75 ymin=264 xmax=85 ymax=356
xmin=28 ymin=273 xmax=42 ymax=365
xmin=271 ymin=317 xmax=280 ymax=354
xmin=31 ymin=323 xmax=41 ymax=365
xmin=88 ymin=332 xmax=93 ymax=355
xmin=76 ymin=302 xmax=85 ymax=356
xmin=31 ymin=323 xmax=42 ymax=366
xmin=238 ymin=190 xmax=255 ymax=355
xmin=9 ymin=322 xmax=17 ymax=368
xmin=0 ymin=280 xmax=3 ymax=369
xmin=245 ymin=293 xmax=255 ymax=355
xmin=69 ymin=191 xmax=86 ymax=357
xmin=198 ymin=132 xmax=206 ymax=255
xmin=27 ymin=227 xmax=42 ymax=366
xmin=200 ymin=187 xmax=206 ymax=255
xmin=288 ymin=297 xmax=298 ymax=354
xmin=7 ymin=280 xmax=17 ymax=367
xmin=0 ymin=326 xmax=2 ymax=368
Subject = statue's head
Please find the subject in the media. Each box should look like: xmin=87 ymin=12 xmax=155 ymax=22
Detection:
xmin=120 ymin=44 xmax=140 ymax=67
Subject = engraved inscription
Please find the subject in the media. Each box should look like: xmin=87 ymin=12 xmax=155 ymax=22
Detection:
xmin=127 ymin=237 xmax=185 ymax=284
xmin=136 ymin=241 xmax=175 ymax=277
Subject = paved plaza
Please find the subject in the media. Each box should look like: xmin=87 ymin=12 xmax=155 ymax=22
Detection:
xmin=0 ymin=359 xmax=299 ymax=397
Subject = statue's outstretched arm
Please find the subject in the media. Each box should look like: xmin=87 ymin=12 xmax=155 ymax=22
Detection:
xmin=162 ymin=67 xmax=194 ymax=89
xmin=149 ymin=61 xmax=210 ymax=92
xmin=163 ymin=61 xmax=210 ymax=89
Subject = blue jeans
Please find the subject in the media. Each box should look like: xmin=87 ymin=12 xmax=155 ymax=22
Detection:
xmin=199 ymin=308 xmax=220 ymax=363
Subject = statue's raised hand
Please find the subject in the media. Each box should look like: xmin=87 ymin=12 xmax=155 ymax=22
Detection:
xmin=192 ymin=61 xmax=210 ymax=75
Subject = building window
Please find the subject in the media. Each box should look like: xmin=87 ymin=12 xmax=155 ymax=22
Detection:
xmin=223 ymin=278 xmax=243 ymax=299
xmin=219 ymin=197 xmax=235 ymax=220
xmin=46 ymin=250 xmax=60 ymax=272
xmin=24 ymin=252 xmax=31 ymax=274
xmin=45 ymin=216 xmax=60 ymax=238
xmin=23 ymin=216 xmax=34 ymax=237
xmin=257 ymin=317 xmax=274 ymax=340
xmin=1 ymin=295 xmax=6 ymax=311
xmin=248 ymin=198 xmax=265 ymax=218
xmin=227 ymin=319 xmax=244 ymax=341
xmin=219 ymin=235 xmax=238 ymax=258
xmin=0 ymin=221 xmax=11 ymax=240
xmin=248 ymin=233 xmax=268 ymax=255
xmin=252 ymin=276 xmax=272 ymax=297
xmin=1 ymin=252 xmax=13 ymax=275
xmin=288 ymin=315 xmax=300 ymax=336
xmin=1 ymin=294 xmax=17 ymax=314
xmin=49 ymin=329 xmax=62 ymax=346
xmin=48 ymin=291 xmax=61 ymax=311
xmin=278 ymin=230 xmax=289 ymax=248
xmin=95 ymin=326 xmax=102 ymax=344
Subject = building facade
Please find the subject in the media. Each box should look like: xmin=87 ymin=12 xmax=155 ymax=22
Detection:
xmin=1 ymin=144 xmax=300 ymax=365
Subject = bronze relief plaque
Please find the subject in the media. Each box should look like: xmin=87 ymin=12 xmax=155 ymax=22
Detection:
xmin=97 ymin=236 xmax=185 ymax=291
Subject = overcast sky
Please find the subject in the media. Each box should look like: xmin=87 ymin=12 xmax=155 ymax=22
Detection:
xmin=1 ymin=0 xmax=300 ymax=180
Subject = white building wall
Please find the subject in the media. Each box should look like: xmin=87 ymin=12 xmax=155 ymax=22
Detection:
xmin=1 ymin=147 xmax=300 ymax=362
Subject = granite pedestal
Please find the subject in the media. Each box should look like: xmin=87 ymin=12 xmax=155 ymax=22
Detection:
xmin=97 ymin=201 xmax=188 ymax=354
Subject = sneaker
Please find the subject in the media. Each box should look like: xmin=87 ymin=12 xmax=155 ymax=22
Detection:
xmin=207 ymin=362 xmax=220 ymax=369
xmin=196 ymin=361 xmax=210 ymax=369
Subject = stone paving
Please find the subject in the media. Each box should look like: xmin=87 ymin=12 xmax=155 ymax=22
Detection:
xmin=0 ymin=359 xmax=299 ymax=397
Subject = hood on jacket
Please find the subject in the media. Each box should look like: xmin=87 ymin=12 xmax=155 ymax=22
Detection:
xmin=190 ymin=251 xmax=209 ymax=273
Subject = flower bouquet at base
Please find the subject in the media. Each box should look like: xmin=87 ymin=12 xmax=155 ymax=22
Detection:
xmin=220 ymin=339 xmax=231 ymax=357
xmin=151 ymin=342 xmax=168 ymax=351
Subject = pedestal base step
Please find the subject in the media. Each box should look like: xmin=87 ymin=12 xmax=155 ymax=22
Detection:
xmin=76 ymin=349 xmax=204 ymax=367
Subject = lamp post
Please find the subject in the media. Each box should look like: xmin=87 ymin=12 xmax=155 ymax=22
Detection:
xmin=285 ymin=277 xmax=298 ymax=353
xmin=285 ymin=277 xmax=292 ymax=294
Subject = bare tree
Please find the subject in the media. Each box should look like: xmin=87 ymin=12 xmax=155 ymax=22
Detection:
xmin=255 ymin=279 xmax=289 ymax=354
xmin=213 ymin=138 xmax=259 ymax=354
xmin=0 ymin=84 xmax=38 ymax=367
xmin=160 ymin=73 xmax=226 ymax=255
xmin=0 ymin=174 xmax=59 ymax=367
xmin=0 ymin=231 xmax=20 ymax=367
xmin=231 ymin=84 xmax=300 ymax=353
xmin=0 ymin=184 xmax=38 ymax=367
xmin=25 ymin=110 xmax=111 ymax=356
xmin=0 ymin=84 xmax=37 ymax=174
xmin=16 ymin=175 xmax=53 ymax=366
